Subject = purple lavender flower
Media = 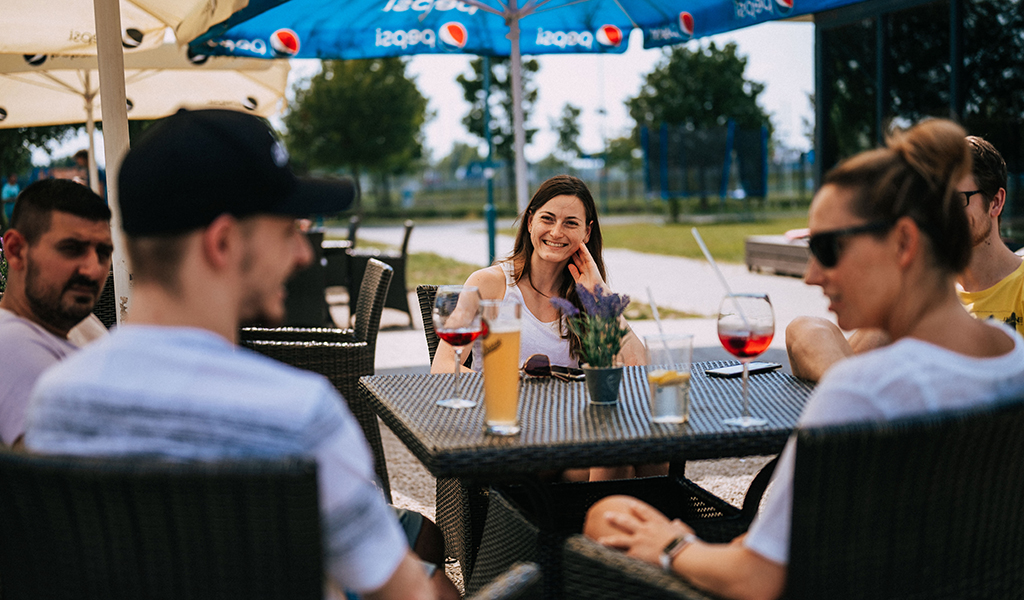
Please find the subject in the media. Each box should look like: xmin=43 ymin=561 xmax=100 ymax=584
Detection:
xmin=577 ymin=285 xmax=600 ymax=315
xmin=549 ymin=296 xmax=579 ymax=317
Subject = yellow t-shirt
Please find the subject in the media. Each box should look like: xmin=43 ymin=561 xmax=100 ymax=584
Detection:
xmin=958 ymin=260 xmax=1024 ymax=335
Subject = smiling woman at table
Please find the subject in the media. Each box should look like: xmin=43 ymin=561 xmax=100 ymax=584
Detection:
xmin=582 ymin=119 xmax=1024 ymax=599
xmin=430 ymin=175 xmax=651 ymax=481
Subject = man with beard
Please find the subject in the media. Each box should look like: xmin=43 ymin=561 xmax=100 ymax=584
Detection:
xmin=0 ymin=179 xmax=112 ymax=447
xmin=786 ymin=135 xmax=1022 ymax=381
xmin=24 ymin=109 xmax=456 ymax=600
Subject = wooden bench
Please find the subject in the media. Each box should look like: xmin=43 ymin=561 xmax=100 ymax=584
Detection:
xmin=745 ymin=235 xmax=809 ymax=278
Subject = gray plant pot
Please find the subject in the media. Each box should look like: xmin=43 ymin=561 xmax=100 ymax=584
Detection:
xmin=583 ymin=364 xmax=623 ymax=405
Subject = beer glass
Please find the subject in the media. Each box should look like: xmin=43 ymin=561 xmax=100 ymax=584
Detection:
xmin=480 ymin=300 xmax=521 ymax=435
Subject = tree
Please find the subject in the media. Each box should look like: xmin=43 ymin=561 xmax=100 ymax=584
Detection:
xmin=285 ymin=58 xmax=428 ymax=210
xmin=628 ymin=42 xmax=771 ymax=209
xmin=435 ymin=141 xmax=482 ymax=179
xmin=0 ymin=125 xmax=80 ymax=177
xmin=457 ymin=56 xmax=539 ymax=205
xmin=553 ymin=103 xmax=583 ymax=161
xmin=628 ymin=42 xmax=770 ymax=132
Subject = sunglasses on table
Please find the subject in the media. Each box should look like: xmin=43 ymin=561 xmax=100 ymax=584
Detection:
xmin=806 ymin=220 xmax=895 ymax=268
xmin=522 ymin=354 xmax=585 ymax=382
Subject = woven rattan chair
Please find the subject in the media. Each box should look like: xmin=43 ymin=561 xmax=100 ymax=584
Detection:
xmin=562 ymin=396 xmax=1024 ymax=599
xmin=241 ymin=258 xmax=394 ymax=501
xmin=0 ymin=450 xmax=322 ymax=600
xmin=92 ymin=270 xmax=117 ymax=328
xmin=466 ymin=562 xmax=541 ymax=600
xmin=283 ymin=231 xmax=331 ymax=327
xmin=348 ymin=220 xmax=414 ymax=325
xmin=416 ymin=283 xmax=485 ymax=582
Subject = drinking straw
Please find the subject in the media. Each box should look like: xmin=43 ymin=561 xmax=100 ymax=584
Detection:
xmin=691 ymin=227 xmax=750 ymax=326
xmin=646 ymin=286 xmax=673 ymax=358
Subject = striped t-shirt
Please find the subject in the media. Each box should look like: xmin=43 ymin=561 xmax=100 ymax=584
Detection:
xmin=26 ymin=325 xmax=408 ymax=594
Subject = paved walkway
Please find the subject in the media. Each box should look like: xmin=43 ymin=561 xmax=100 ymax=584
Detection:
xmin=328 ymin=218 xmax=834 ymax=375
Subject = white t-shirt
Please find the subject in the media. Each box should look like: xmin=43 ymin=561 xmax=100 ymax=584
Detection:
xmin=744 ymin=322 xmax=1024 ymax=564
xmin=0 ymin=308 xmax=77 ymax=445
xmin=472 ymin=261 xmax=577 ymax=370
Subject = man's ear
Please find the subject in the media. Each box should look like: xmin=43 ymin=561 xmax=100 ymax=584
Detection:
xmin=200 ymin=214 xmax=241 ymax=271
xmin=990 ymin=188 xmax=1007 ymax=219
xmin=2 ymin=229 xmax=29 ymax=271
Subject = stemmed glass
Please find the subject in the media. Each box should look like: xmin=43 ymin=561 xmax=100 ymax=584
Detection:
xmin=717 ymin=293 xmax=775 ymax=427
xmin=433 ymin=285 xmax=483 ymax=408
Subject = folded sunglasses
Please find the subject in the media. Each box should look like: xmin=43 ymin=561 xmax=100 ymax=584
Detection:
xmin=522 ymin=354 xmax=585 ymax=382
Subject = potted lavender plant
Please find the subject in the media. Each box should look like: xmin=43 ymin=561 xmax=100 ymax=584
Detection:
xmin=551 ymin=284 xmax=630 ymax=404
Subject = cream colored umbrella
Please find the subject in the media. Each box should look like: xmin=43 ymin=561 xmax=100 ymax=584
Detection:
xmin=0 ymin=0 xmax=251 ymax=324
xmin=0 ymin=0 xmax=248 ymax=56
xmin=0 ymin=43 xmax=288 ymax=194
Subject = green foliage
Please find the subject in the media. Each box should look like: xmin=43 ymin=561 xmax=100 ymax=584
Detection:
xmin=0 ymin=125 xmax=80 ymax=176
xmin=553 ymin=287 xmax=631 ymax=368
xmin=600 ymin=217 xmax=809 ymax=263
xmin=434 ymin=142 xmax=482 ymax=176
xmin=457 ymin=56 xmax=539 ymax=204
xmin=628 ymin=42 xmax=771 ymax=133
xmin=285 ymin=58 xmax=428 ymax=207
xmin=553 ymin=103 xmax=582 ymax=160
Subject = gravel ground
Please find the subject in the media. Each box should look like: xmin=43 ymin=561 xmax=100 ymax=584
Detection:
xmin=381 ymin=420 xmax=774 ymax=594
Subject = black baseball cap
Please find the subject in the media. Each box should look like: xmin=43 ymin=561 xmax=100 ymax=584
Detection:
xmin=118 ymin=109 xmax=354 ymax=236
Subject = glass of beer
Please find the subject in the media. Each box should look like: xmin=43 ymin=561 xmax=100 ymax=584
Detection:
xmin=481 ymin=300 xmax=521 ymax=435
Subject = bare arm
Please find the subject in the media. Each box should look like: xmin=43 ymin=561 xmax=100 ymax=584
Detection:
xmin=585 ymin=495 xmax=785 ymax=600
xmin=363 ymin=552 xmax=437 ymax=600
xmin=617 ymin=318 xmax=647 ymax=366
xmin=430 ymin=266 xmax=506 ymax=374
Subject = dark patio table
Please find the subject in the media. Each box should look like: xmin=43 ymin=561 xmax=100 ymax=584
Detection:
xmin=359 ymin=360 xmax=815 ymax=480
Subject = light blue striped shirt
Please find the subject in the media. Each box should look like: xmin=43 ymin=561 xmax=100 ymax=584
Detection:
xmin=26 ymin=325 xmax=407 ymax=594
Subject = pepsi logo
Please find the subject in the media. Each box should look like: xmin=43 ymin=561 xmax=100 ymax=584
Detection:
xmin=122 ymin=28 xmax=143 ymax=49
xmin=775 ymin=0 xmax=794 ymax=15
xmin=125 ymin=99 xmax=134 ymax=113
xmin=595 ymin=25 xmax=623 ymax=47
xmin=23 ymin=54 xmax=47 ymax=67
xmin=439 ymin=22 xmax=467 ymax=49
xmin=679 ymin=12 xmax=694 ymax=36
xmin=0 ymin=108 xmax=6 ymax=122
xmin=243 ymin=97 xmax=258 ymax=111
xmin=270 ymin=28 xmax=300 ymax=57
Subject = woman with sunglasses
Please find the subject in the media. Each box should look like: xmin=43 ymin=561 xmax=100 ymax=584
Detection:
xmin=430 ymin=174 xmax=651 ymax=480
xmin=581 ymin=118 xmax=1024 ymax=600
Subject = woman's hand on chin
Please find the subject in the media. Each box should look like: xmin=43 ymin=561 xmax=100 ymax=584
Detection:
xmin=569 ymin=243 xmax=606 ymax=292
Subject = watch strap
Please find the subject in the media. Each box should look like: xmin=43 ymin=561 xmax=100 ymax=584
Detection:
xmin=659 ymin=532 xmax=698 ymax=572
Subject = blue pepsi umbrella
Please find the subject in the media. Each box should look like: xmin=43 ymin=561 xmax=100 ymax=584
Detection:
xmin=191 ymin=0 xmax=863 ymax=210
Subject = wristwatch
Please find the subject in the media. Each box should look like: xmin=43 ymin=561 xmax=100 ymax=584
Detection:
xmin=659 ymin=532 xmax=699 ymax=572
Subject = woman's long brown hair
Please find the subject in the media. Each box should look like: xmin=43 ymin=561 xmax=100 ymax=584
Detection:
xmin=504 ymin=175 xmax=604 ymax=361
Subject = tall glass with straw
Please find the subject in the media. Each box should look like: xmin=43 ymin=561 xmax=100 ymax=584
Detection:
xmin=692 ymin=228 xmax=774 ymax=427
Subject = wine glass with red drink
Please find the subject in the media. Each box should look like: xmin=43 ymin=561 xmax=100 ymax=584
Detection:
xmin=433 ymin=285 xmax=484 ymax=408
xmin=717 ymin=293 xmax=775 ymax=427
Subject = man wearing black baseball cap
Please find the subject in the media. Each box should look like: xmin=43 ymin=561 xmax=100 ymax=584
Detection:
xmin=25 ymin=110 xmax=454 ymax=600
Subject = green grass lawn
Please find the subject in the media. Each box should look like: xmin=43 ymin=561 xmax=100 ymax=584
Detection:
xmin=600 ymin=216 xmax=808 ymax=264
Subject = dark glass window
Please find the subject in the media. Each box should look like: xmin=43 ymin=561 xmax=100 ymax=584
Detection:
xmin=821 ymin=18 xmax=877 ymax=172
xmin=885 ymin=2 xmax=951 ymax=127
xmin=962 ymin=0 xmax=1024 ymax=226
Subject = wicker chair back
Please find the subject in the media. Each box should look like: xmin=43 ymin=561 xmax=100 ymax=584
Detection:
xmin=0 ymin=451 xmax=322 ymax=600
xmin=787 ymin=395 xmax=1024 ymax=599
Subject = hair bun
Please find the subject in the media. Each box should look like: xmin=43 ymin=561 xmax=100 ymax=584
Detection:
xmin=888 ymin=119 xmax=970 ymax=193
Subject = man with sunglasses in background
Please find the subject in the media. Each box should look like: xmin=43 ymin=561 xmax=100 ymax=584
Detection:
xmin=787 ymin=135 xmax=1021 ymax=382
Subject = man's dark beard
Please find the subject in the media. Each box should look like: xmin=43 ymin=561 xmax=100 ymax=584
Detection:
xmin=25 ymin=267 xmax=100 ymax=333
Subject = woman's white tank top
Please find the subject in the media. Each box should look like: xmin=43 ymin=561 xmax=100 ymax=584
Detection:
xmin=472 ymin=262 xmax=578 ymax=371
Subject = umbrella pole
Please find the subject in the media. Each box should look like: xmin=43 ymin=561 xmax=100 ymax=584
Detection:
xmin=84 ymin=87 xmax=100 ymax=197
xmin=93 ymin=0 xmax=132 ymax=325
xmin=508 ymin=9 xmax=529 ymax=213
